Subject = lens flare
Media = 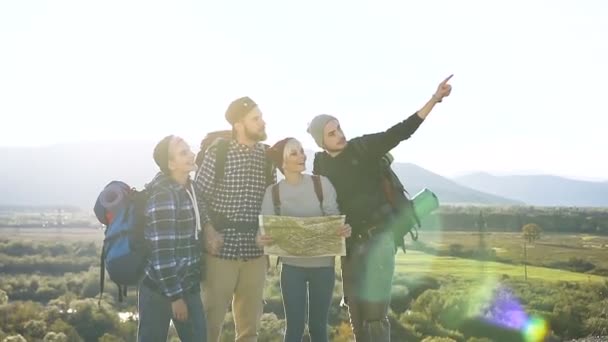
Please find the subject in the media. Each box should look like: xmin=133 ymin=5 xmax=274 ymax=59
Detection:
xmin=481 ymin=285 xmax=550 ymax=341
xmin=523 ymin=316 xmax=549 ymax=342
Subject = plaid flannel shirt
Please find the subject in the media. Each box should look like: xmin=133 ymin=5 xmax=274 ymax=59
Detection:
xmin=195 ymin=140 xmax=276 ymax=260
xmin=143 ymin=173 xmax=202 ymax=300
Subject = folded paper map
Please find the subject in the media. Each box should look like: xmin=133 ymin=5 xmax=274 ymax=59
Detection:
xmin=258 ymin=215 xmax=346 ymax=257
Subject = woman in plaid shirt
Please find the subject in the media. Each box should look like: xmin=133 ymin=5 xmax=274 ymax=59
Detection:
xmin=137 ymin=135 xmax=206 ymax=342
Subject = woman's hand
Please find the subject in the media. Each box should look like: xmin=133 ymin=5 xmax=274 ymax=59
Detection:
xmin=338 ymin=224 xmax=352 ymax=238
xmin=256 ymin=233 xmax=274 ymax=248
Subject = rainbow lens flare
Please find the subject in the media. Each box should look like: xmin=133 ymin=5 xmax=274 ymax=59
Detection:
xmin=482 ymin=285 xmax=550 ymax=341
xmin=523 ymin=316 xmax=549 ymax=342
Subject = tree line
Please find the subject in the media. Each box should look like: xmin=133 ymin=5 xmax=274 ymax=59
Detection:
xmin=420 ymin=206 xmax=608 ymax=235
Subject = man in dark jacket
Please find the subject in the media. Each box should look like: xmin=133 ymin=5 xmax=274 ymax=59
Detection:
xmin=307 ymin=75 xmax=453 ymax=342
xmin=138 ymin=135 xmax=206 ymax=342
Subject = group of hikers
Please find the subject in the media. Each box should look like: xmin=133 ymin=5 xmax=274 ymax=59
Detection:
xmin=137 ymin=75 xmax=453 ymax=342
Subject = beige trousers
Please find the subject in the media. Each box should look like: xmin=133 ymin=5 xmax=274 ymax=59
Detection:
xmin=201 ymin=255 xmax=267 ymax=342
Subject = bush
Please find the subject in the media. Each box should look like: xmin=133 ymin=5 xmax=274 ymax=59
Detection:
xmin=67 ymin=299 xmax=119 ymax=342
xmin=421 ymin=337 xmax=457 ymax=342
xmin=262 ymin=296 xmax=284 ymax=318
xmin=448 ymin=244 xmax=466 ymax=257
xmin=551 ymin=303 xmax=586 ymax=339
xmin=466 ymin=338 xmax=493 ymax=342
xmin=0 ymin=290 xmax=7 ymax=305
xmin=546 ymin=257 xmax=596 ymax=273
xmin=47 ymin=319 xmax=81 ymax=342
xmin=331 ymin=321 xmax=354 ymax=342
xmin=23 ymin=319 xmax=47 ymax=339
xmin=584 ymin=317 xmax=608 ymax=337
xmin=399 ymin=311 xmax=463 ymax=341
xmin=257 ymin=313 xmax=285 ymax=342
xmin=590 ymin=267 xmax=608 ymax=276
xmin=220 ymin=313 xmax=236 ymax=342
xmin=0 ymin=301 xmax=45 ymax=334
xmin=98 ymin=333 xmax=124 ymax=342
xmin=43 ymin=332 xmax=68 ymax=342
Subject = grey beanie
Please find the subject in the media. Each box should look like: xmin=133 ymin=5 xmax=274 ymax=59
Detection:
xmin=307 ymin=114 xmax=338 ymax=148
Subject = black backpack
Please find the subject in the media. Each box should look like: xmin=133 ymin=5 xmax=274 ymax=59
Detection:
xmin=377 ymin=153 xmax=420 ymax=247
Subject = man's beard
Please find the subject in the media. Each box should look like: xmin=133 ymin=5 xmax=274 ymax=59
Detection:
xmin=245 ymin=127 xmax=267 ymax=142
xmin=324 ymin=139 xmax=347 ymax=154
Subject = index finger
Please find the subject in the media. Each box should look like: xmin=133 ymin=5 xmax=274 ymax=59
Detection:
xmin=442 ymin=74 xmax=454 ymax=84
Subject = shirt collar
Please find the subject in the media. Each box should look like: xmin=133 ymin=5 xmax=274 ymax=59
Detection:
xmin=230 ymin=139 xmax=264 ymax=152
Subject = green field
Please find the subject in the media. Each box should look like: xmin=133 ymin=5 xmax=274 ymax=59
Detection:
xmin=3 ymin=228 xmax=607 ymax=282
xmin=407 ymin=231 xmax=608 ymax=272
xmin=395 ymin=250 xmax=606 ymax=283
xmin=0 ymin=227 xmax=103 ymax=242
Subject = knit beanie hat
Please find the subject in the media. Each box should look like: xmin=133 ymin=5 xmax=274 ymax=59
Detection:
xmin=307 ymin=114 xmax=337 ymax=148
xmin=153 ymin=135 xmax=174 ymax=174
xmin=266 ymin=137 xmax=294 ymax=174
xmin=225 ymin=96 xmax=257 ymax=125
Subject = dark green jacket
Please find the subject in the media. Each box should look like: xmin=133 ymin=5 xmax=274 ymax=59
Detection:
xmin=313 ymin=112 xmax=424 ymax=235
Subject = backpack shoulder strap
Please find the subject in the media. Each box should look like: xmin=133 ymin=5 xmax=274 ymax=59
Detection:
xmin=271 ymin=184 xmax=281 ymax=216
xmin=214 ymin=139 xmax=231 ymax=182
xmin=261 ymin=144 xmax=275 ymax=187
xmin=98 ymin=245 xmax=106 ymax=306
xmin=312 ymin=152 xmax=324 ymax=175
xmin=270 ymin=182 xmax=282 ymax=267
xmin=311 ymin=175 xmax=325 ymax=215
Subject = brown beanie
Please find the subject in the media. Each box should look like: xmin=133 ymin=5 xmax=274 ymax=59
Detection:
xmin=153 ymin=135 xmax=174 ymax=174
xmin=266 ymin=137 xmax=294 ymax=174
xmin=225 ymin=96 xmax=257 ymax=125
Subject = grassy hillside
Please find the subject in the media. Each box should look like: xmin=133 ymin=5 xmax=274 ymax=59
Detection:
xmin=395 ymin=251 xmax=606 ymax=283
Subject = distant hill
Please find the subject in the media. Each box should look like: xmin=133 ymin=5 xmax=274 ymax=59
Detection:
xmin=302 ymin=151 xmax=521 ymax=205
xmin=454 ymin=172 xmax=608 ymax=207
xmin=5 ymin=141 xmax=601 ymax=209
xmin=0 ymin=142 xmax=157 ymax=208
xmin=389 ymin=163 xmax=523 ymax=205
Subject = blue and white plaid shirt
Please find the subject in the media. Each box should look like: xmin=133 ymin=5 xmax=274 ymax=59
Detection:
xmin=144 ymin=173 xmax=202 ymax=300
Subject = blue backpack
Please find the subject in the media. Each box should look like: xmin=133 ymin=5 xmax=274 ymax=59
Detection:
xmin=94 ymin=181 xmax=149 ymax=303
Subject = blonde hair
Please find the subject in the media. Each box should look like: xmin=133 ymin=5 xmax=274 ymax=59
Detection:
xmin=282 ymin=138 xmax=303 ymax=168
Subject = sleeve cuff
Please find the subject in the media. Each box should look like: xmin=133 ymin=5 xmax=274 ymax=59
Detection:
xmin=412 ymin=111 xmax=425 ymax=122
xmin=168 ymin=291 xmax=184 ymax=301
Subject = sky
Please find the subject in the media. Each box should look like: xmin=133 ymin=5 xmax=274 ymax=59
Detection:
xmin=1 ymin=0 xmax=606 ymax=181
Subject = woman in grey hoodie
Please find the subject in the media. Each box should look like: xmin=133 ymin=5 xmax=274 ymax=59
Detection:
xmin=258 ymin=137 xmax=351 ymax=342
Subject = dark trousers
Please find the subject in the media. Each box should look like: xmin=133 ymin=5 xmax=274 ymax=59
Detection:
xmin=137 ymin=282 xmax=207 ymax=342
xmin=341 ymin=230 xmax=396 ymax=342
xmin=281 ymin=264 xmax=336 ymax=342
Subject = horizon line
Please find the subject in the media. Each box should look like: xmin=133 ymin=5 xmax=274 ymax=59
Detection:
xmin=0 ymin=139 xmax=606 ymax=183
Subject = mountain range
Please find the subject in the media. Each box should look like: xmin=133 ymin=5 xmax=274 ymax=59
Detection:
xmin=454 ymin=172 xmax=608 ymax=207
xmin=0 ymin=142 xmax=605 ymax=208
